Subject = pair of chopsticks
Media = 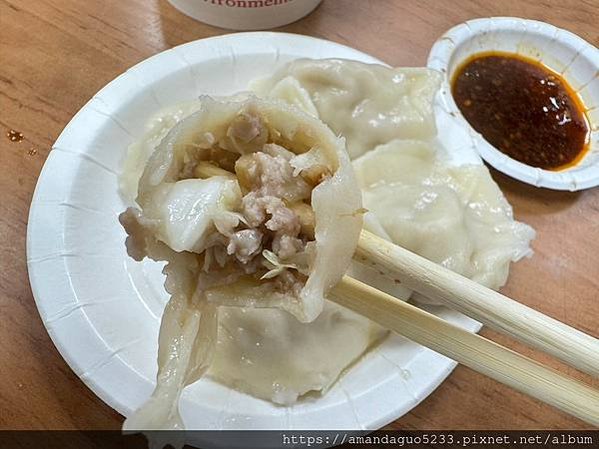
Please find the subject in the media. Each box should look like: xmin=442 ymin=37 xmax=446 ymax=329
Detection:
xmin=329 ymin=230 xmax=599 ymax=426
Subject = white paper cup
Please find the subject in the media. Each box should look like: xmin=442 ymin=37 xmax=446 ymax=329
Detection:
xmin=428 ymin=17 xmax=599 ymax=191
xmin=168 ymin=0 xmax=323 ymax=30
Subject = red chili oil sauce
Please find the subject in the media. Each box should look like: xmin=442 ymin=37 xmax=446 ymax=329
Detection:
xmin=452 ymin=52 xmax=590 ymax=171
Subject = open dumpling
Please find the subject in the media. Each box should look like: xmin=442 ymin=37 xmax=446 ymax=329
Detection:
xmin=123 ymin=95 xmax=362 ymax=321
xmin=252 ymin=58 xmax=442 ymax=159
xmin=119 ymin=96 xmax=362 ymax=429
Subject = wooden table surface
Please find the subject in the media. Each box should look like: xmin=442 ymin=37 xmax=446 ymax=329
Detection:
xmin=1 ymin=0 xmax=598 ymax=432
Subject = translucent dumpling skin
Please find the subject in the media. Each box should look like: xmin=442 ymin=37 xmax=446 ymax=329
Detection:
xmin=353 ymin=139 xmax=535 ymax=295
xmin=256 ymin=58 xmax=534 ymax=299
xmin=209 ymin=303 xmax=387 ymax=405
xmin=119 ymin=96 xmax=363 ymax=429
xmin=252 ymin=58 xmax=442 ymax=159
xmin=144 ymin=177 xmax=242 ymax=253
xmin=118 ymin=57 xmax=536 ymax=432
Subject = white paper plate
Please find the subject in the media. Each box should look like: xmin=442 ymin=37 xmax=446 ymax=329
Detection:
xmin=27 ymin=32 xmax=481 ymax=432
xmin=428 ymin=17 xmax=599 ymax=191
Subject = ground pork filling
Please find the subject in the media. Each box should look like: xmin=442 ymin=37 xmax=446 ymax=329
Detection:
xmin=184 ymin=119 xmax=330 ymax=297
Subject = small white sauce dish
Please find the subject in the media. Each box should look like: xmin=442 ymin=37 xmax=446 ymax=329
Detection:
xmin=427 ymin=17 xmax=599 ymax=191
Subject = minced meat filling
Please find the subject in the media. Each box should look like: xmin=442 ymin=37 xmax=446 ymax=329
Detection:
xmin=192 ymin=127 xmax=326 ymax=294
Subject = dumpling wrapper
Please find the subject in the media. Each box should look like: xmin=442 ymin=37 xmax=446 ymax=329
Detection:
xmin=127 ymin=95 xmax=362 ymax=322
xmin=120 ymin=100 xmax=205 ymax=203
xmin=252 ymin=58 xmax=442 ymax=159
xmin=353 ymin=139 xmax=536 ymax=296
xmin=209 ymin=303 xmax=387 ymax=405
xmin=120 ymin=96 xmax=363 ymax=430
xmin=143 ymin=177 xmax=242 ymax=253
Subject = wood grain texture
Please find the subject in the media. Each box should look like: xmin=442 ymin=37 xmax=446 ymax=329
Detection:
xmin=331 ymin=276 xmax=599 ymax=426
xmin=356 ymin=230 xmax=599 ymax=378
xmin=1 ymin=0 xmax=598 ymax=431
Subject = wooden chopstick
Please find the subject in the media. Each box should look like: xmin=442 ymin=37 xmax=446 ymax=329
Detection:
xmin=354 ymin=230 xmax=599 ymax=378
xmin=330 ymin=276 xmax=599 ymax=426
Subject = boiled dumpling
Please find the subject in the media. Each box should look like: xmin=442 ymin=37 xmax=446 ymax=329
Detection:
xmin=119 ymin=95 xmax=363 ymax=429
xmin=252 ymin=59 xmax=441 ymax=159
xmin=124 ymin=95 xmax=362 ymax=322
xmin=353 ymin=139 xmax=535 ymax=294
xmin=209 ymin=303 xmax=387 ymax=405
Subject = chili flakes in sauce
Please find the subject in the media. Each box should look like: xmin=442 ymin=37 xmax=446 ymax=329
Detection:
xmin=452 ymin=52 xmax=589 ymax=171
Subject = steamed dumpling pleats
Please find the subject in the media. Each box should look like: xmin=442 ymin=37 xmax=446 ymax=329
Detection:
xmin=252 ymin=59 xmax=441 ymax=159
